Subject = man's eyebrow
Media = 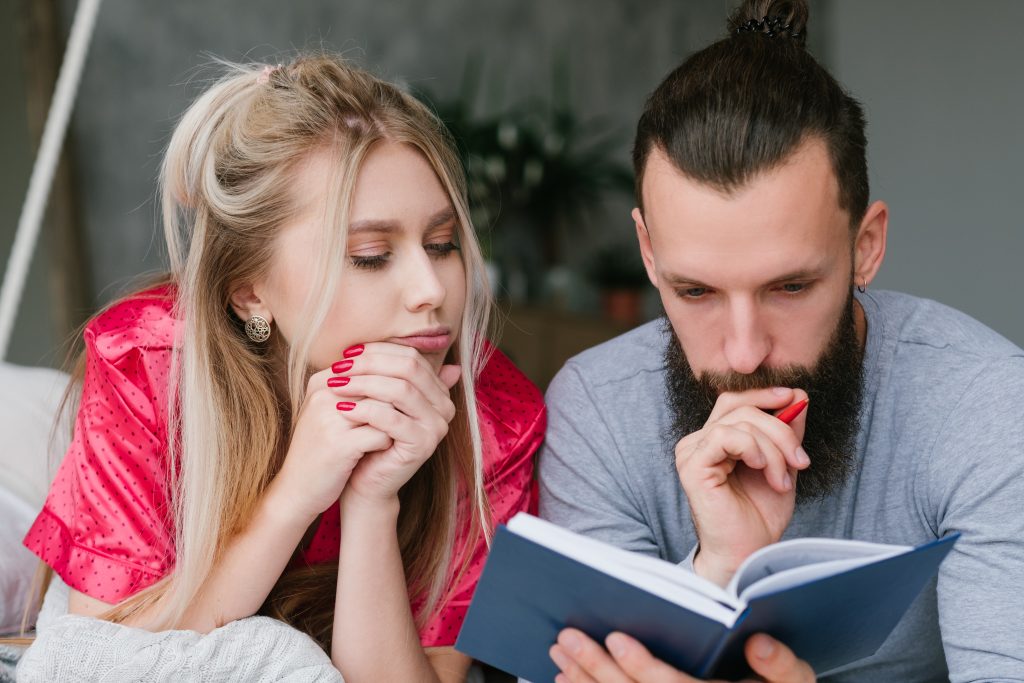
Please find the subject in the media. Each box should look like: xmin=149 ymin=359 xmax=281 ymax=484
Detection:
xmin=662 ymin=272 xmax=712 ymax=288
xmin=763 ymin=268 xmax=827 ymax=283
xmin=348 ymin=207 xmax=456 ymax=235
xmin=662 ymin=268 xmax=827 ymax=288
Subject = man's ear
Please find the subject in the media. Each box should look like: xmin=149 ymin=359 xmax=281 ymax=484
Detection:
xmin=228 ymin=283 xmax=272 ymax=324
xmin=853 ymin=200 xmax=888 ymax=289
xmin=632 ymin=207 xmax=659 ymax=288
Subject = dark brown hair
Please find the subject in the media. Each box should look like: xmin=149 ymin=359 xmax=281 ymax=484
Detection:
xmin=632 ymin=0 xmax=868 ymax=229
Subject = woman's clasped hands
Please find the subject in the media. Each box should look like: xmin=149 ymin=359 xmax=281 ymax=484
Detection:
xmin=270 ymin=340 xmax=460 ymax=521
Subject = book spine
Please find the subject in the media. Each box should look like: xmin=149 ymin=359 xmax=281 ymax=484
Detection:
xmin=697 ymin=607 xmax=750 ymax=678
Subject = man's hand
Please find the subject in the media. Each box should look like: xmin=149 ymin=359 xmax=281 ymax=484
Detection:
xmin=675 ymin=387 xmax=811 ymax=586
xmin=549 ymin=628 xmax=815 ymax=683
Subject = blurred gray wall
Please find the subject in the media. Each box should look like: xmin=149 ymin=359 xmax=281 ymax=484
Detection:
xmin=1 ymin=1 xmax=62 ymax=366
xmin=3 ymin=0 xmax=1022 ymax=367
xmin=56 ymin=0 xmax=733 ymax=302
xmin=7 ymin=0 xmax=742 ymax=366
xmin=824 ymin=0 xmax=1024 ymax=344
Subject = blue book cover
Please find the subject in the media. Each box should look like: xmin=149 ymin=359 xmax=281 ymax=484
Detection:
xmin=455 ymin=514 xmax=957 ymax=682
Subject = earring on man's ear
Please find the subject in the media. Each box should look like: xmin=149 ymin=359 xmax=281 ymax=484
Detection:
xmin=857 ymin=280 xmax=867 ymax=294
xmin=245 ymin=315 xmax=272 ymax=343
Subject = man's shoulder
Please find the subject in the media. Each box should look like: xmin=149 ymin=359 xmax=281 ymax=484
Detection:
xmin=554 ymin=318 xmax=669 ymax=393
xmin=869 ymin=289 xmax=1022 ymax=358
xmin=868 ymin=290 xmax=1023 ymax=370
xmin=866 ymin=290 xmax=1024 ymax=450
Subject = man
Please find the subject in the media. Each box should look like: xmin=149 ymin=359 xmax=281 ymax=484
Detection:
xmin=538 ymin=2 xmax=1024 ymax=682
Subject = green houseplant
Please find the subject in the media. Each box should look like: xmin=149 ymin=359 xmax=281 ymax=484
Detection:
xmin=417 ymin=60 xmax=634 ymax=303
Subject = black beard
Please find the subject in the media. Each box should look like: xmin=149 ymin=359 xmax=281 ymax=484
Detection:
xmin=664 ymin=292 xmax=865 ymax=503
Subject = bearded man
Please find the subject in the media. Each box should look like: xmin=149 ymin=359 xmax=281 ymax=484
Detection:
xmin=538 ymin=1 xmax=1024 ymax=681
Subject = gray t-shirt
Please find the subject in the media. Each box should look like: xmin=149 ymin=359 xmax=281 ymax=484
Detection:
xmin=539 ymin=290 xmax=1024 ymax=682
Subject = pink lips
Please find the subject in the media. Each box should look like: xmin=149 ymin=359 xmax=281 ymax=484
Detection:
xmin=391 ymin=328 xmax=452 ymax=353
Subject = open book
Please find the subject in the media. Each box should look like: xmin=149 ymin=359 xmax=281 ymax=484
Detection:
xmin=455 ymin=513 xmax=956 ymax=681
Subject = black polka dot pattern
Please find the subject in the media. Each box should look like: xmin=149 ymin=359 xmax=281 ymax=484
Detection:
xmin=23 ymin=287 xmax=178 ymax=602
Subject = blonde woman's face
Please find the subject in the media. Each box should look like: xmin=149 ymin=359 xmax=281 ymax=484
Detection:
xmin=261 ymin=142 xmax=467 ymax=371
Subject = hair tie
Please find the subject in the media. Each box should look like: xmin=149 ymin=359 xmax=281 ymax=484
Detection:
xmin=256 ymin=63 xmax=283 ymax=85
xmin=735 ymin=15 xmax=802 ymax=40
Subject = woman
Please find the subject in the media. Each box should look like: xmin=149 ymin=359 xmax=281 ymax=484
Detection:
xmin=20 ymin=54 xmax=545 ymax=681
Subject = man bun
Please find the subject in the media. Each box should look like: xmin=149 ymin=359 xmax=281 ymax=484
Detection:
xmin=727 ymin=0 xmax=809 ymax=47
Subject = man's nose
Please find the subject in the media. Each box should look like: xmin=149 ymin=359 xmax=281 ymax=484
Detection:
xmin=723 ymin=300 xmax=771 ymax=375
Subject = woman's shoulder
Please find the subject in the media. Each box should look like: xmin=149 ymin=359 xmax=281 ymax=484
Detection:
xmin=475 ymin=344 xmax=546 ymax=468
xmin=85 ymin=284 xmax=179 ymax=361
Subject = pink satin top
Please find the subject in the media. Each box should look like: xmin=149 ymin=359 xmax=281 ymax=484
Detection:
xmin=23 ymin=288 xmax=546 ymax=647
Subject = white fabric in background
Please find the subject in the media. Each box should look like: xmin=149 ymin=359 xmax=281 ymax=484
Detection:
xmin=0 ymin=362 xmax=69 ymax=635
xmin=0 ymin=485 xmax=40 ymax=634
xmin=0 ymin=362 xmax=70 ymax=508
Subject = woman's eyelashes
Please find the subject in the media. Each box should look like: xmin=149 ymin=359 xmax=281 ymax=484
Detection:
xmin=425 ymin=241 xmax=460 ymax=257
xmin=348 ymin=240 xmax=460 ymax=271
xmin=350 ymin=253 xmax=389 ymax=270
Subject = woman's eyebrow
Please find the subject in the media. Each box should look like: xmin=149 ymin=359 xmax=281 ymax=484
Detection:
xmin=348 ymin=207 xmax=455 ymax=235
xmin=425 ymin=207 xmax=456 ymax=230
xmin=348 ymin=219 xmax=398 ymax=235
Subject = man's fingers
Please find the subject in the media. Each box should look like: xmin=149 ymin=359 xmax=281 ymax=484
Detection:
xmin=744 ymin=634 xmax=816 ymax=683
xmin=718 ymin=405 xmax=808 ymax=471
xmin=746 ymin=429 xmax=794 ymax=493
xmin=707 ymin=387 xmax=795 ymax=422
xmin=606 ymin=632 xmax=695 ymax=682
xmin=681 ymin=425 xmax=767 ymax=475
xmin=550 ymin=644 xmax=600 ymax=683
xmin=551 ymin=629 xmax=631 ymax=683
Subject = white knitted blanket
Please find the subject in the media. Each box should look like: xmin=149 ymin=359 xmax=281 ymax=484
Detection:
xmin=16 ymin=578 xmax=344 ymax=682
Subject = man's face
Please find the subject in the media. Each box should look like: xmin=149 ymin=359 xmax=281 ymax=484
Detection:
xmin=636 ymin=138 xmax=871 ymax=501
xmin=636 ymin=138 xmax=856 ymax=378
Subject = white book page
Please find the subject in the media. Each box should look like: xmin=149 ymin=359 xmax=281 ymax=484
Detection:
xmin=508 ymin=514 xmax=743 ymax=626
xmin=726 ymin=537 xmax=910 ymax=600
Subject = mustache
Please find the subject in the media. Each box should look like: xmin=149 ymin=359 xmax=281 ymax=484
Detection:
xmin=698 ymin=364 xmax=816 ymax=394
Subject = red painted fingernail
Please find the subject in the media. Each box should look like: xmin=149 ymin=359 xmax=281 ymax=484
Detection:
xmin=327 ymin=376 xmax=350 ymax=387
xmin=343 ymin=344 xmax=364 ymax=358
xmin=331 ymin=359 xmax=354 ymax=373
xmin=776 ymin=398 xmax=809 ymax=425
xmin=336 ymin=401 xmax=356 ymax=411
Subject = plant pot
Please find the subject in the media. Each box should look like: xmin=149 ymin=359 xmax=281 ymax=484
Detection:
xmin=600 ymin=289 xmax=643 ymax=327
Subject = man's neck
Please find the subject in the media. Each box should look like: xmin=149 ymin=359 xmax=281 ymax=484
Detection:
xmin=854 ymin=298 xmax=868 ymax=350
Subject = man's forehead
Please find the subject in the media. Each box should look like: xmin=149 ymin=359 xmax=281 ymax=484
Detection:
xmin=640 ymin=140 xmax=847 ymax=248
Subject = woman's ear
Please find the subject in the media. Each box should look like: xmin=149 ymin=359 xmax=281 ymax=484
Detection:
xmin=229 ymin=283 xmax=272 ymax=324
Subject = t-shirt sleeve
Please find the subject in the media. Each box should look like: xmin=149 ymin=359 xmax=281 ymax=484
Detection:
xmin=921 ymin=357 xmax=1024 ymax=681
xmin=22 ymin=324 xmax=175 ymax=604
xmin=417 ymin=385 xmax=546 ymax=648
xmin=538 ymin=361 xmax=661 ymax=555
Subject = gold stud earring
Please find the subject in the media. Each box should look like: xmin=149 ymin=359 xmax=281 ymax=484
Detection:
xmin=245 ymin=315 xmax=271 ymax=343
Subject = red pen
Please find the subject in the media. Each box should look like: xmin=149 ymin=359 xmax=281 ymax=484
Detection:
xmin=776 ymin=398 xmax=809 ymax=424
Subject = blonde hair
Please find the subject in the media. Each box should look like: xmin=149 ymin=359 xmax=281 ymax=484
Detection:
xmin=34 ymin=54 xmax=494 ymax=649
